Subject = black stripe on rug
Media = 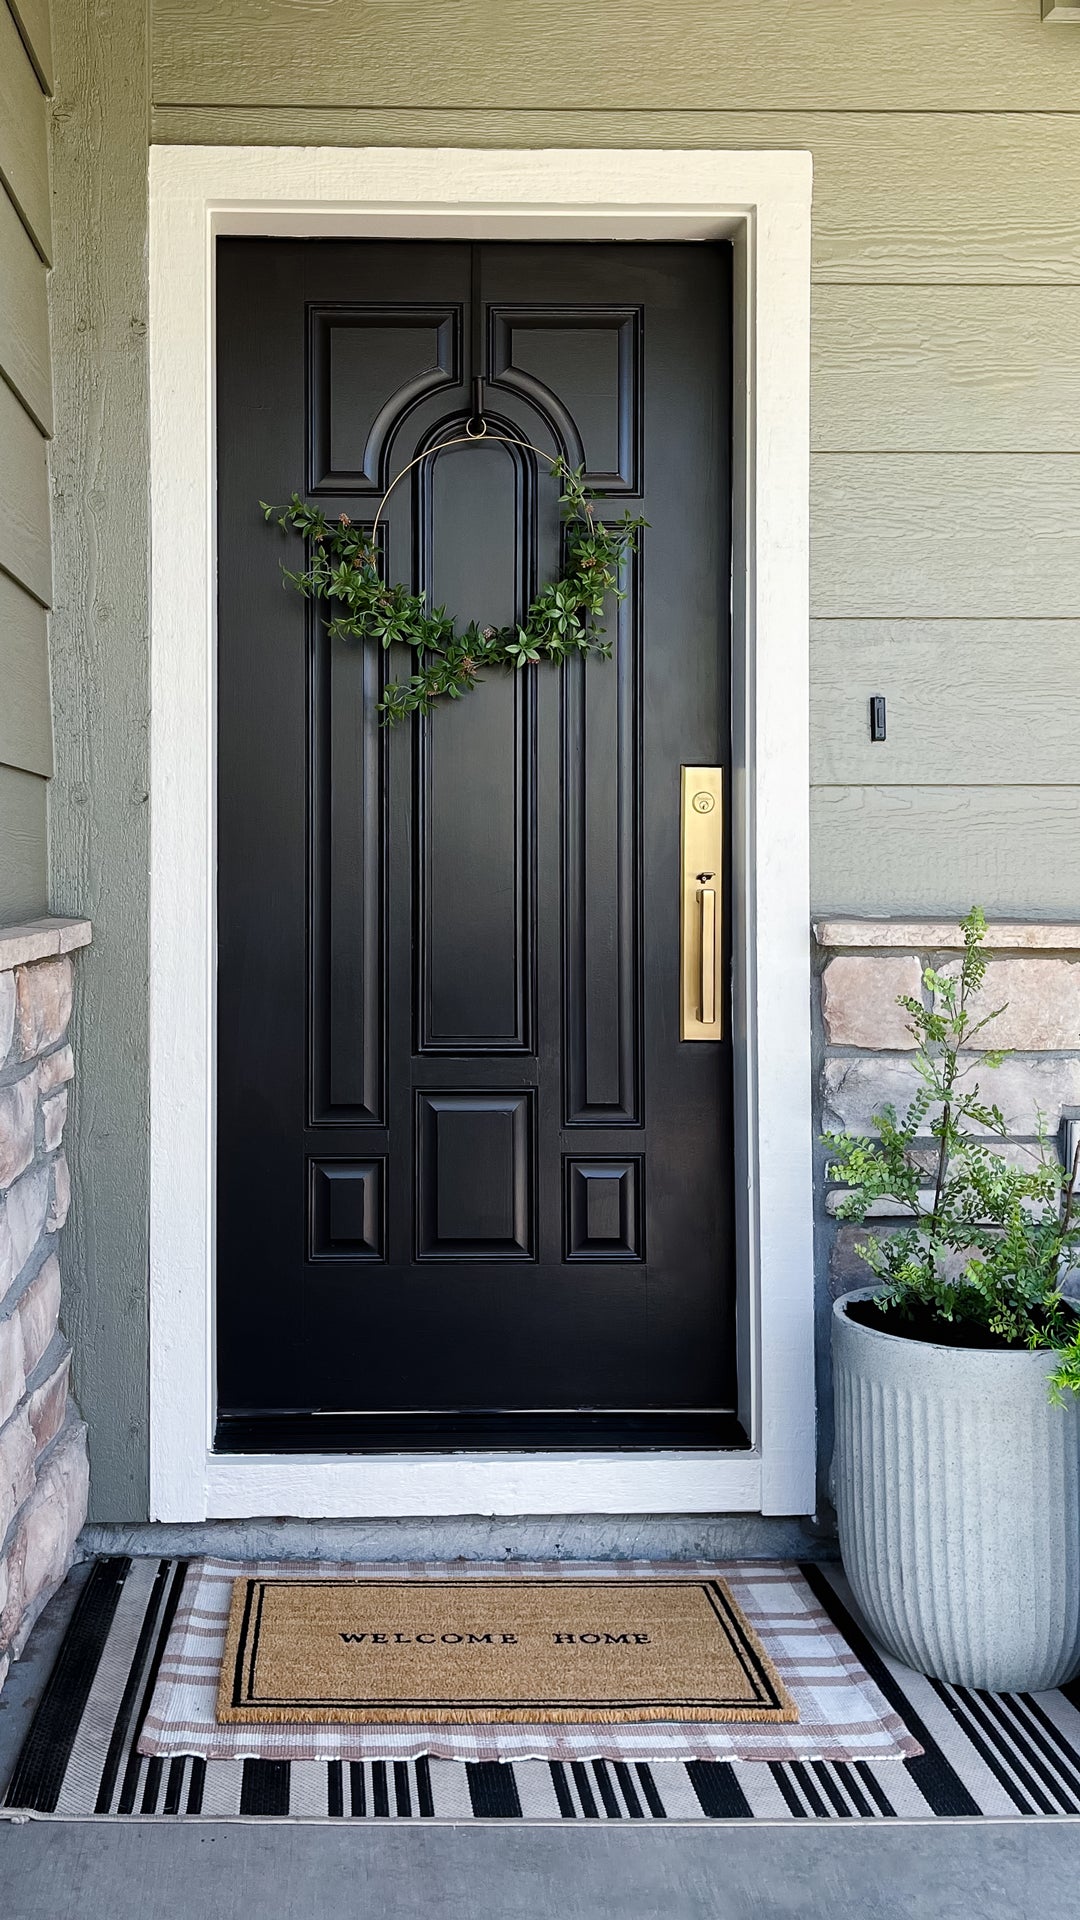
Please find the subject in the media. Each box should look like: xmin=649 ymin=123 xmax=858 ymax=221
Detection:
xmin=634 ymin=1763 xmax=667 ymax=1819
xmin=240 ymin=1759 xmax=290 ymax=1816
xmin=799 ymin=1561 xmax=980 ymax=1817
xmin=112 ymin=1560 xmax=189 ymax=1816
xmin=467 ymin=1761 xmax=522 ymax=1818
xmin=686 ymin=1761 xmax=752 ymax=1819
xmin=1015 ymin=1693 xmax=1080 ymax=1804
xmin=3 ymin=1557 xmax=131 ymax=1814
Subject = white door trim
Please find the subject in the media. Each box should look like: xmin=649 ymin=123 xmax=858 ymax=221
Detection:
xmin=148 ymin=145 xmax=814 ymax=1521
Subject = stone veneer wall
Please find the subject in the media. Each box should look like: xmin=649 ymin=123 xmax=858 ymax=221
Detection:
xmin=815 ymin=918 xmax=1080 ymax=1474
xmin=0 ymin=919 xmax=91 ymax=1693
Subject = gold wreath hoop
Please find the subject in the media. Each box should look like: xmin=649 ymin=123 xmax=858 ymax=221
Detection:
xmin=369 ymin=423 xmax=587 ymax=548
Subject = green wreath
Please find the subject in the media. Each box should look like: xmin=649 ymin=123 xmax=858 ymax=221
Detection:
xmin=261 ymin=448 xmax=645 ymax=725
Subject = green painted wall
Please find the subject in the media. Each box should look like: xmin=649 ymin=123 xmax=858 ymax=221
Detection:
xmin=0 ymin=0 xmax=52 ymax=923
xmin=48 ymin=0 xmax=151 ymax=1520
xmin=48 ymin=0 xmax=1080 ymax=1517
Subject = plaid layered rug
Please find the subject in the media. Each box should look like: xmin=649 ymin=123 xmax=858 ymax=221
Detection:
xmin=143 ymin=1558 xmax=910 ymax=1763
xmin=6 ymin=1555 xmax=1080 ymax=1822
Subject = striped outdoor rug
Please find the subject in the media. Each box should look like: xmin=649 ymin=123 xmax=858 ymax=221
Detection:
xmin=5 ymin=1557 xmax=1080 ymax=1822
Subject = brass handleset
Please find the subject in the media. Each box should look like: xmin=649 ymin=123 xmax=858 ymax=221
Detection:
xmin=680 ymin=767 xmax=723 ymax=1041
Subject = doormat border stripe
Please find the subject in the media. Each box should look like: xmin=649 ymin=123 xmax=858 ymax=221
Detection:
xmin=8 ymin=1556 xmax=1080 ymax=1821
xmin=219 ymin=1575 xmax=796 ymax=1723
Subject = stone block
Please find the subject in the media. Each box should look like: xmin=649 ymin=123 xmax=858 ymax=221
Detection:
xmin=14 ymin=957 xmax=73 ymax=1061
xmin=5 ymin=1421 xmax=89 ymax=1657
xmin=823 ymin=1053 xmax=1080 ymax=1138
xmin=0 ymin=921 xmax=90 ymax=971
xmin=0 ymin=1309 xmax=25 ymax=1426
xmin=0 ymin=971 xmax=14 ymax=1067
xmin=829 ymin=1224 xmax=879 ymax=1299
xmin=36 ymin=1043 xmax=74 ymax=1096
xmin=17 ymin=1254 xmax=60 ymax=1375
xmin=0 ymin=1407 xmax=35 ymax=1544
xmin=941 ymin=958 xmax=1080 ymax=1052
xmin=3 ymin=1165 xmax=49 ymax=1287
xmin=821 ymin=955 xmax=923 ymax=1051
xmin=0 ymin=1203 xmax=12 ymax=1301
xmin=0 ymin=1529 xmax=25 ymax=1650
xmin=40 ymin=1087 xmax=68 ymax=1152
xmin=27 ymin=1348 xmax=71 ymax=1453
xmin=0 ymin=1072 xmax=36 ymax=1190
xmin=47 ymin=1153 xmax=70 ymax=1233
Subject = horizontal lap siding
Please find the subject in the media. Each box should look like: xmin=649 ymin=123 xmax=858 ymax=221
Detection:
xmin=8 ymin=0 xmax=53 ymax=92
xmin=152 ymin=0 xmax=1077 ymax=113
xmin=0 ymin=572 xmax=52 ymax=778
xmin=0 ymin=0 xmax=50 ymax=259
xmin=811 ymin=789 xmax=1080 ymax=917
xmin=0 ymin=764 xmax=47 ymax=921
xmin=811 ymin=623 xmax=1080 ymax=788
xmin=0 ymin=0 xmax=51 ymax=920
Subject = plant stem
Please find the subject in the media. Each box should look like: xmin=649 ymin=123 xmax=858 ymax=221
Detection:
xmin=1061 ymin=1135 xmax=1080 ymax=1237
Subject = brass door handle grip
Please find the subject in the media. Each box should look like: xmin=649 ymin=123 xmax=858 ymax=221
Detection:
xmin=680 ymin=767 xmax=723 ymax=1040
xmin=699 ymin=887 xmax=716 ymax=1026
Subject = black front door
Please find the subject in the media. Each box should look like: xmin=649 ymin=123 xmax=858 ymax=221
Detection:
xmin=215 ymin=240 xmax=737 ymax=1451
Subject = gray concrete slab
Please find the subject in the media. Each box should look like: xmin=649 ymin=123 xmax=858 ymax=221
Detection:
xmin=77 ymin=1514 xmax=837 ymax=1563
xmin=1 ymin=1819 xmax=1079 ymax=1920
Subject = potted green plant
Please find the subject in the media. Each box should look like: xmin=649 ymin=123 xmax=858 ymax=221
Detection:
xmin=825 ymin=908 xmax=1080 ymax=1691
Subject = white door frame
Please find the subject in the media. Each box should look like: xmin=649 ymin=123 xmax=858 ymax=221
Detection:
xmin=148 ymin=145 xmax=814 ymax=1521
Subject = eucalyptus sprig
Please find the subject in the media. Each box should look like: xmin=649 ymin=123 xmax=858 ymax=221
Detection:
xmin=261 ymin=460 xmax=646 ymax=724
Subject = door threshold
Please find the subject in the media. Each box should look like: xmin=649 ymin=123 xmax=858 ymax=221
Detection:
xmin=214 ymin=1410 xmax=750 ymax=1454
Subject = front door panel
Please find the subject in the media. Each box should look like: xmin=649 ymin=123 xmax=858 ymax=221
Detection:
xmin=216 ymin=240 xmax=736 ymax=1449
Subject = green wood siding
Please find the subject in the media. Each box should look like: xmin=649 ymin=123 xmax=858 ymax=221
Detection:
xmin=152 ymin=0 xmax=1079 ymax=114
xmin=0 ymin=572 xmax=51 ymax=778
xmin=811 ymin=455 xmax=1080 ymax=620
xmin=0 ymin=373 xmax=51 ymax=607
xmin=813 ymin=288 xmax=1080 ymax=454
xmin=0 ymin=764 xmax=47 ymax=921
xmin=812 ymin=789 xmax=1080 ymax=917
xmin=0 ymin=0 xmax=50 ymax=259
xmin=7 ymin=0 xmax=52 ymax=93
xmin=50 ymin=0 xmax=151 ymax=1523
xmin=811 ymin=622 xmax=1080 ymax=790
xmin=0 ymin=183 xmax=51 ymax=433
xmin=0 ymin=0 xmax=51 ymax=924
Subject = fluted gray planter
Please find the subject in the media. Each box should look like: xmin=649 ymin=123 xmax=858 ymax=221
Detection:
xmin=832 ymin=1288 xmax=1080 ymax=1692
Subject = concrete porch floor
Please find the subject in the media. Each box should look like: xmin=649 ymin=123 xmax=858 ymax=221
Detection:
xmin=1 ymin=1565 xmax=1077 ymax=1920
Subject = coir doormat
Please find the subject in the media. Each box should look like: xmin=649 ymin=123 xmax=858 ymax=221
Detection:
xmin=217 ymin=1575 xmax=797 ymax=1726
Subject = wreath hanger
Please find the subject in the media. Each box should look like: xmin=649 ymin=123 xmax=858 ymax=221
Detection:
xmin=370 ymin=423 xmax=588 ymax=550
xmin=262 ymin=382 xmax=646 ymax=725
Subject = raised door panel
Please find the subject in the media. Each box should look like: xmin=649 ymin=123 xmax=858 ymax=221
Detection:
xmin=308 ymin=303 xmax=460 ymax=491
xmin=417 ymin=1091 xmax=534 ymax=1260
xmin=416 ymin=436 xmax=535 ymax=1054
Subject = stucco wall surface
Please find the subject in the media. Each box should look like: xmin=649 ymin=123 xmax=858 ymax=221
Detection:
xmin=45 ymin=0 xmax=1080 ymax=1518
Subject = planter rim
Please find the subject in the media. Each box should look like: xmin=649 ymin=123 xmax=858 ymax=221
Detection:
xmin=833 ymin=1285 xmax=1062 ymax=1368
